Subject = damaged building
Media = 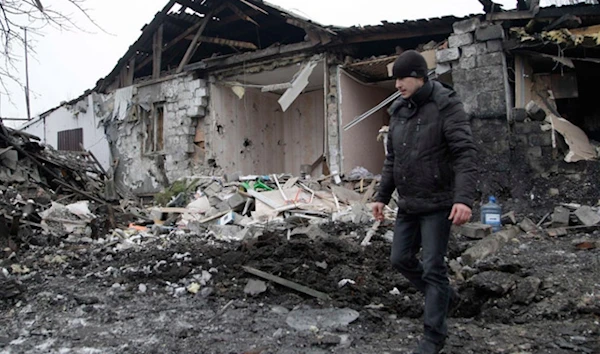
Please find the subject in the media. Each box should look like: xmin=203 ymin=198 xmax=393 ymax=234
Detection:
xmin=17 ymin=0 xmax=600 ymax=200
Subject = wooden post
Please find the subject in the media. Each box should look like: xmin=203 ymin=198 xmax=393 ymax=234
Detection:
xmin=153 ymin=24 xmax=163 ymax=79
xmin=177 ymin=8 xmax=217 ymax=73
xmin=126 ymin=56 xmax=135 ymax=86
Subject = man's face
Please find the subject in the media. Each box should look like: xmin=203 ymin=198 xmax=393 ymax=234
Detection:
xmin=395 ymin=77 xmax=425 ymax=99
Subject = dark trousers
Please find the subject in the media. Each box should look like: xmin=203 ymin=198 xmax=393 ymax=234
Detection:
xmin=390 ymin=209 xmax=452 ymax=344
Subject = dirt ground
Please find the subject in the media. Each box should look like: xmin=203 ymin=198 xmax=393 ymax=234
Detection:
xmin=1 ymin=220 xmax=599 ymax=354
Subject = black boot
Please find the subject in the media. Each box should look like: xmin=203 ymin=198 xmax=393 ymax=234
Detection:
xmin=413 ymin=338 xmax=444 ymax=354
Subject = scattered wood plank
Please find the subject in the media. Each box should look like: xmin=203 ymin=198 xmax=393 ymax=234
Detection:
xmin=361 ymin=220 xmax=381 ymax=246
xmin=207 ymin=299 xmax=234 ymax=324
xmin=246 ymin=189 xmax=282 ymax=209
xmin=331 ymin=185 xmax=362 ymax=205
xmin=361 ymin=179 xmax=377 ymax=204
xmin=283 ymin=177 xmax=299 ymax=190
xmin=242 ymin=266 xmax=330 ymax=300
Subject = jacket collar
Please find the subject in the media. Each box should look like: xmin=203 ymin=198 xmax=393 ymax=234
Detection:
xmin=408 ymin=79 xmax=433 ymax=107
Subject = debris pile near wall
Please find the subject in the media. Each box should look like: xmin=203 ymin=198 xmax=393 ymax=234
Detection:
xmin=0 ymin=121 xmax=133 ymax=250
xmin=133 ymin=166 xmax=388 ymax=243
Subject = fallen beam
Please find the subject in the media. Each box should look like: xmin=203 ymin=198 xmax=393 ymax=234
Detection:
xmin=242 ymin=266 xmax=330 ymax=300
xmin=461 ymin=226 xmax=519 ymax=266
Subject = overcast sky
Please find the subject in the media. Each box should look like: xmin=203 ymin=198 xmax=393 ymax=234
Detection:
xmin=1 ymin=0 xmax=571 ymax=124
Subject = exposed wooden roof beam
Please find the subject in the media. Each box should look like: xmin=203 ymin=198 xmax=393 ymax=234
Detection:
xmin=97 ymin=0 xmax=177 ymax=91
xmin=183 ymin=35 xmax=257 ymax=49
xmin=177 ymin=3 xmax=228 ymax=73
xmin=225 ymin=2 xmax=259 ymax=26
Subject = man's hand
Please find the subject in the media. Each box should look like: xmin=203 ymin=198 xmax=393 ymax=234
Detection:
xmin=372 ymin=202 xmax=385 ymax=222
xmin=449 ymin=203 xmax=471 ymax=225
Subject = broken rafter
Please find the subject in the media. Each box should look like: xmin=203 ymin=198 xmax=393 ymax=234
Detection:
xmin=183 ymin=35 xmax=258 ymax=49
xmin=177 ymin=4 xmax=227 ymax=73
xmin=225 ymin=2 xmax=259 ymax=26
xmin=238 ymin=0 xmax=268 ymax=15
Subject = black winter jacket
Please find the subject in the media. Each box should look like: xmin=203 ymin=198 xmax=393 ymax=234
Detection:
xmin=375 ymin=80 xmax=477 ymax=213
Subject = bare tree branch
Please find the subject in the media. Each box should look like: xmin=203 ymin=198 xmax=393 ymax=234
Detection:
xmin=0 ymin=0 xmax=103 ymax=102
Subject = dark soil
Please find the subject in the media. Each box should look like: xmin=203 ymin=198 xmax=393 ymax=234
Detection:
xmin=1 ymin=222 xmax=599 ymax=354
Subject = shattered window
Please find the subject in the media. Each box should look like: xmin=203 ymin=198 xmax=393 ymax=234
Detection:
xmin=143 ymin=103 xmax=165 ymax=154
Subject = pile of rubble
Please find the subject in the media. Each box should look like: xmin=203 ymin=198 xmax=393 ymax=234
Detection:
xmin=128 ymin=166 xmax=388 ymax=244
xmin=0 ymin=121 xmax=132 ymax=251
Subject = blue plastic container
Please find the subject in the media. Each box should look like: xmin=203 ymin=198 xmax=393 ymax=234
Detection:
xmin=481 ymin=196 xmax=502 ymax=232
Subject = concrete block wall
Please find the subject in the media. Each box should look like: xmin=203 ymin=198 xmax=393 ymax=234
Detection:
xmin=437 ymin=18 xmax=507 ymax=118
xmin=107 ymin=74 xmax=209 ymax=194
xmin=511 ymin=121 xmax=555 ymax=174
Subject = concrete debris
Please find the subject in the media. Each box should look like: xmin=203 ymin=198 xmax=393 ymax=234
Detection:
xmin=244 ymin=279 xmax=267 ymax=296
xmin=469 ymin=271 xmax=517 ymax=296
xmin=519 ymin=217 xmax=538 ymax=233
xmin=460 ymin=222 xmax=492 ymax=239
xmin=573 ymin=206 xmax=600 ymax=226
xmin=552 ymin=206 xmax=571 ymax=227
xmin=513 ymin=276 xmax=542 ymax=305
xmin=461 ymin=227 xmax=519 ymax=266
xmin=285 ymin=308 xmax=360 ymax=331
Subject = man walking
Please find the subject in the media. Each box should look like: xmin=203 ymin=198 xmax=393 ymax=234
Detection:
xmin=372 ymin=50 xmax=477 ymax=354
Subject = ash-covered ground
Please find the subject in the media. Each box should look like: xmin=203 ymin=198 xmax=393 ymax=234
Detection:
xmin=1 ymin=220 xmax=599 ymax=354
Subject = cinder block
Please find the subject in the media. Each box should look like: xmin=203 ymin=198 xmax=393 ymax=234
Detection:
xmin=460 ymin=223 xmax=492 ymax=239
xmin=529 ymin=133 xmax=552 ymax=147
xmin=487 ymin=40 xmax=503 ymax=52
xmin=194 ymin=87 xmax=208 ymax=97
xmin=462 ymin=43 xmax=488 ymax=58
xmin=552 ymin=206 xmax=570 ymax=227
xmin=477 ymin=52 xmax=504 ymax=67
xmin=476 ymin=24 xmax=505 ymax=41
xmin=449 ymin=33 xmax=474 ymax=48
xmin=436 ymin=48 xmax=460 ymax=63
xmin=527 ymin=146 xmax=542 ymax=158
xmin=458 ymin=56 xmax=477 ymax=70
xmin=227 ymin=193 xmax=248 ymax=212
xmin=511 ymin=108 xmax=527 ymax=122
xmin=453 ymin=18 xmax=481 ymax=34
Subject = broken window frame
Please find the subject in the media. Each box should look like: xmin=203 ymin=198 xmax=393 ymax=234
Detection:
xmin=142 ymin=102 xmax=165 ymax=155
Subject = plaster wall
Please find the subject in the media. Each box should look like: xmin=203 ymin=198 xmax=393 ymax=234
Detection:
xmin=20 ymin=95 xmax=111 ymax=170
xmin=339 ymin=71 xmax=392 ymax=175
xmin=207 ymin=84 xmax=324 ymax=176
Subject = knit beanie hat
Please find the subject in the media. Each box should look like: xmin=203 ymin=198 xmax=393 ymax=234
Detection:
xmin=392 ymin=50 xmax=428 ymax=79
